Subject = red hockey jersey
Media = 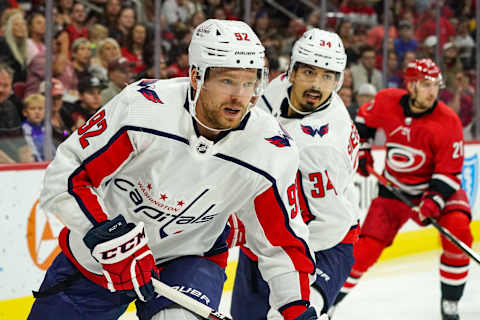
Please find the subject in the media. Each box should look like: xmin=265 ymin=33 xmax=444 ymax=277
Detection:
xmin=356 ymin=88 xmax=464 ymax=200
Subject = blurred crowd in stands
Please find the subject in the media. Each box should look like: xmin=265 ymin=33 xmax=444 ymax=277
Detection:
xmin=0 ymin=0 xmax=478 ymax=163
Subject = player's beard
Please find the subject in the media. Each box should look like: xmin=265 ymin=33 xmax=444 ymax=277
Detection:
xmin=299 ymin=89 xmax=323 ymax=112
xmin=201 ymin=101 xmax=247 ymax=130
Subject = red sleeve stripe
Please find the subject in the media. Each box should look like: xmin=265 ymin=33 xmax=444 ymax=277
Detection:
xmin=68 ymin=130 xmax=134 ymax=225
xmin=58 ymin=227 xmax=108 ymax=288
xmin=214 ymin=153 xmax=315 ymax=279
xmin=254 ymin=185 xmax=315 ymax=278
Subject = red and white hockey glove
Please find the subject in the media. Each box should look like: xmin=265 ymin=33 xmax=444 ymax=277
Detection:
xmin=83 ymin=215 xmax=159 ymax=301
xmin=415 ymin=192 xmax=444 ymax=223
xmin=281 ymin=305 xmax=317 ymax=320
xmin=357 ymin=142 xmax=373 ymax=177
xmin=226 ymin=214 xmax=246 ymax=248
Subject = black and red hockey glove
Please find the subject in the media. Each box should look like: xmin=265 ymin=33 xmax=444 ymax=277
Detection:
xmin=415 ymin=192 xmax=444 ymax=224
xmin=83 ymin=215 xmax=159 ymax=301
xmin=357 ymin=141 xmax=373 ymax=177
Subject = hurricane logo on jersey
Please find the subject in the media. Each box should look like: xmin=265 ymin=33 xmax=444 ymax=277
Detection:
xmin=265 ymin=134 xmax=291 ymax=147
xmin=137 ymin=80 xmax=163 ymax=104
xmin=461 ymin=154 xmax=478 ymax=208
xmin=386 ymin=142 xmax=426 ymax=172
xmin=301 ymin=124 xmax=329 ymax=137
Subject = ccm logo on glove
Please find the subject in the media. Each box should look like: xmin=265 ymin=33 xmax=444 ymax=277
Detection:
xmin=99 ymin=230 xmax=146 ymax=260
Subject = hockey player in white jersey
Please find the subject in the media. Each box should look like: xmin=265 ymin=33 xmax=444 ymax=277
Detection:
xmin=229 ymin=28 xmax=360 ymax=319
xmin=27 ymin=19 xmax=318 ymax=320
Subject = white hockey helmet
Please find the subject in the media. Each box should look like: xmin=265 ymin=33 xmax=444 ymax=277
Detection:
xmin=289 ymin=28 xmax=347 ymax=91
xmin=188 ymin=19 xmax=268 ymax=130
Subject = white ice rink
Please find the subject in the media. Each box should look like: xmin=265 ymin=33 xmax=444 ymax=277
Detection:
xmin=120 ymin=245 xmax=480 ymax=320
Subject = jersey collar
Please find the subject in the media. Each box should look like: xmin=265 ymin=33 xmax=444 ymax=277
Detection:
xmin=400 ymin=94 xmax=438 ymax=118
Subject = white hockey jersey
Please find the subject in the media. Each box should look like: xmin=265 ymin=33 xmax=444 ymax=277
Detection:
xmin=256 ymin=74 xmax=360 ymax=251
xmin=40 ymin=78 xmax=315 ymax=310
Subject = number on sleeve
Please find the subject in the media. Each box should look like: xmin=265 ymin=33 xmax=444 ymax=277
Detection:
xmin=309 ymin=170 xmax=337 ymax=198
xmin=287 ymin=183 xmax=298 ymax=219
xmin=452 ymin=141 xmax=464 ymax=159
xmin=77 ymin=109 xmax=107 ymax=149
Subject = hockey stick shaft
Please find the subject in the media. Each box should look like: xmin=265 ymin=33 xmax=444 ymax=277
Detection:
xmin=366 ymin=165 xmax=480 ymax=264
xmin=151 ymin=278 xmax=232 ymax=320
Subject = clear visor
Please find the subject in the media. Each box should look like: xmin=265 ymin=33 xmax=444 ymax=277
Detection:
xmin=201 ymin=67 xmax=268 ymax=98
xmin=292 ymin=67 xmax=339 ymax=87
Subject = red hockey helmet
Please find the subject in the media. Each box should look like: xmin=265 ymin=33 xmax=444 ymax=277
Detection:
xmin=404 ymin=58 xmax=443 ymax=86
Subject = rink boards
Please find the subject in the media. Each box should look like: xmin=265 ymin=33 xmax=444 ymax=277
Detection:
xmin=1 ymin=145 xmax=480 ymax=319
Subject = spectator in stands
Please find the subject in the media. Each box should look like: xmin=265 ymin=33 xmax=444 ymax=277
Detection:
xmin=167 ymin=44 xmax=189 ymax=78
xmin=0 ymin=7 xmax=24 ymax=34
xmin=211 ymin=5 xmax=227 ymax=20
xmin=62 ymin=76 xmax=105 ymax=131
xmin=0 ymin=12 xmax=28 ymax=82
xmin=90 ymin=37 xmax=121 ymax=81
xmin=21 ymin=93 xmax=56 ymax=161
xmin=354 ymin=83 xmax=377 ymax=108
xmin=453 ymin=18 xmax=475 ymax=69
xmin=280 ymin=18 xmax=306 ymax=56
xmin=339 ymin=0 xmax=378 ymax=27
xmin=394 ymin=20 xmax=418 ymax=63
xmin=386 ymin=50 xmax=402 ymax=88
xmin=66 ymin=2 xmax=88 ymax=50
xmin=415 ymin=3 xmax=455 ymax=48
xmin=110 ymin=6 xmax=136 ymax=47
xmin=343 ymin=68 xmax=353 ymax=89
xmin=0 ymin=63 xmax=33 ymax=163
xmin=441 ymin=42 xmax=463 ymax=90
xmin=26 ymin=13 xmax=45 ymax=66
xmin=56 ymin=0 xmax=74 ymax=27
xmin=222 ymin=0 xmax=240 ymax=20
xmin=350 ymin=45 xmax=383 ymax=92
xmin=101 ymin=57 xmax=134 ymax=105
xmin=100 ymin=0 xmax=122 ymax=31
xmin=25 ymin=30 xmax=78 ymax=97
xmin=71 ymin=38 xmax=92 ymax=84
xmin=440 ymin=71 xmax=474 ymax=128
xmin=39 ymin=78 xmax=71 ymax=146
xmin=337 ymin=20 xmax=359 ymax=66
xmin=162 ymin=0 xmax=190 ymax=28
xmin=417 ymin=35 xmax=436 ymax=60
xmin=121 ymin=23 xmax=149 ymax=74
xmin=338 ymin=86 xmax=355 ymax=119
xmin=367 ymin=12 xmax=398 ymax=51
xmin=190 ymin=10 xmax=206 ymax=28
xmin=135 ymin=48 xmax=168 ymax=81
xmin=305 ymin=10 xmax=322 ymax=29
xmin=397 ymin=49 xmax=416 ymax=86
xmin=87 ymin=23 xmax=109 ymax=56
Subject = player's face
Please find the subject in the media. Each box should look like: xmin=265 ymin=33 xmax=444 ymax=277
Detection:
xmin=290 ymin=64 xmax=337 ymax=113
xmin=195 ymin=67 xmax=258 ymax=131
xmin=408 ymin=79 xmax=440 ymax=112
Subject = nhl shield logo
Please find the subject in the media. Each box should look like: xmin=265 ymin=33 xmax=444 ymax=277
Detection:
xmin=461 ymin=154 xmax=478 ymax=208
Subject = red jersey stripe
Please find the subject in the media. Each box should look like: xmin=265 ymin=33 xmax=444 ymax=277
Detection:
xmin=254 ymin=186 xmax=314 ymax=298
xmin=69 ymin=131 xmax=134 ymax=224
